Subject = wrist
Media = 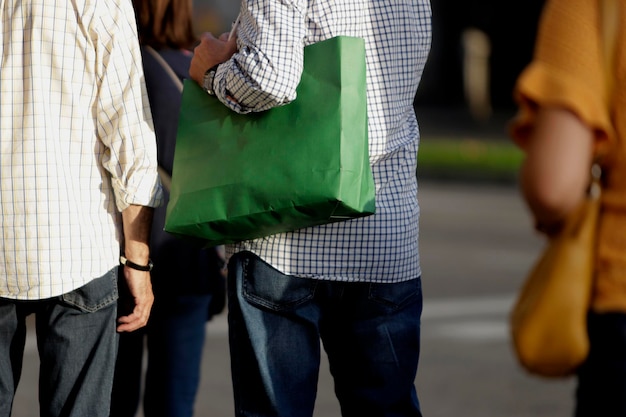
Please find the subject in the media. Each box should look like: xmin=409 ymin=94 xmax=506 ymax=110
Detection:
xmin=202 ymin=64 xmax=219 ymax=96
xmin=120 ymin=255 xmax=154 ymax=272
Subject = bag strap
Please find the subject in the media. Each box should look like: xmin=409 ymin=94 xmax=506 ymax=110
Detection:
xmin=144 ymin=46 xmax=183 ymax=192
xmin=145 ymin=46 xmax=184 ymax=93
xmin=590 ymin=0 xmax=619 ymax=186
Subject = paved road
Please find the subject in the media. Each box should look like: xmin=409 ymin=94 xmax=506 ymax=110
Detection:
xmin=12 ymin=180 xmax=576 ymax=417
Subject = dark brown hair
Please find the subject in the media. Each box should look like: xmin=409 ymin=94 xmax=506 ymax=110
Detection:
xmin=132 ymin=0 xmax=197 ymax=50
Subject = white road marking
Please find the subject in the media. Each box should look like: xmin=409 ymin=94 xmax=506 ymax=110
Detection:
xmin=423 ymin=294 xmax=514 ymax=319
xmin=422 ymin=294 xmax=514 ymax=342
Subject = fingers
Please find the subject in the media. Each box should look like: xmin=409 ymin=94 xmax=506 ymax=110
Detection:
xmin=218 ymin=31 xmax=231 ymax=42
xmin=117 ymin=306 xmax=151 ymax=332
xmin=189 ymin=35 xmax=216 ymax=83
xmin=117 ymin=268 xmax=154 ymax=333
xmin=189 ymin=31 xmax=238 ymax=85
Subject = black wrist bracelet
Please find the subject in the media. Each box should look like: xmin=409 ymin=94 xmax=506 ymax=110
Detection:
xmin=119 ymin=255 xmax=154 ymax=272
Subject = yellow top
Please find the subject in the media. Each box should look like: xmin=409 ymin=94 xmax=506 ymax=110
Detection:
xmin=510 ymin=0 xmax=626 ymax=312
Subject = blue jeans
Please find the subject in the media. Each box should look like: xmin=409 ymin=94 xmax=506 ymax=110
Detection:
xmin=227 ymin=251 xmax=423 ymax=417
xmin=0 ymin=269 xmax=118 ymax=417
xmin=576 ymin=312 xmax=626 ymax=416
xmin=111 ymin=293 xmax=213 ymax=417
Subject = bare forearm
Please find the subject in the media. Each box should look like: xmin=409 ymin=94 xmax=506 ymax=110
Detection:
xmin=121 ymin=204 xmax=154 ymax=263
xmin=520 ymin=107 xmax=594 ymax=229
xmin=118 ymin=204 xmax=155 ymax=332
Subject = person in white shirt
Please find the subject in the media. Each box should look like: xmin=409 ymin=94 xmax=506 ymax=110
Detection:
xmin=0 ymin=1 xmax=163 ymax=416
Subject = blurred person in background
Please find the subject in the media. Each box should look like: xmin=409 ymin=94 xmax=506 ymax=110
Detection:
xmin=110 ymin=0 xmax=226 ymax=416
xmin=0 ymin=0 xmax=162 ymax=416
xmin=188 ymin=0 xmax=432 ymax=415
xmin=510 ymin=0 xmax=626 ymax=415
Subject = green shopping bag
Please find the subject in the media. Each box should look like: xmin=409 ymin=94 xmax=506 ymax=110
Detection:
xmin=164 ymin=36 xmax=374 ymax=246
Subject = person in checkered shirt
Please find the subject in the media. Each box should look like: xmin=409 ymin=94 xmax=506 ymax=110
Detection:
xmin=189 ymin=1 xmax=432 ymax=415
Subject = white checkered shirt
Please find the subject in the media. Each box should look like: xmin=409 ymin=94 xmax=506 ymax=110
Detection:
xmin=223 ymin=0 xmax=432 ymax=282
xmin=0 ymin=0 xmax=163 ymax=299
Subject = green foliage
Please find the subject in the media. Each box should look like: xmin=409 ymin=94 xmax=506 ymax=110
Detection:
xmin=418 ymin=138 xmax=524 ymax=183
